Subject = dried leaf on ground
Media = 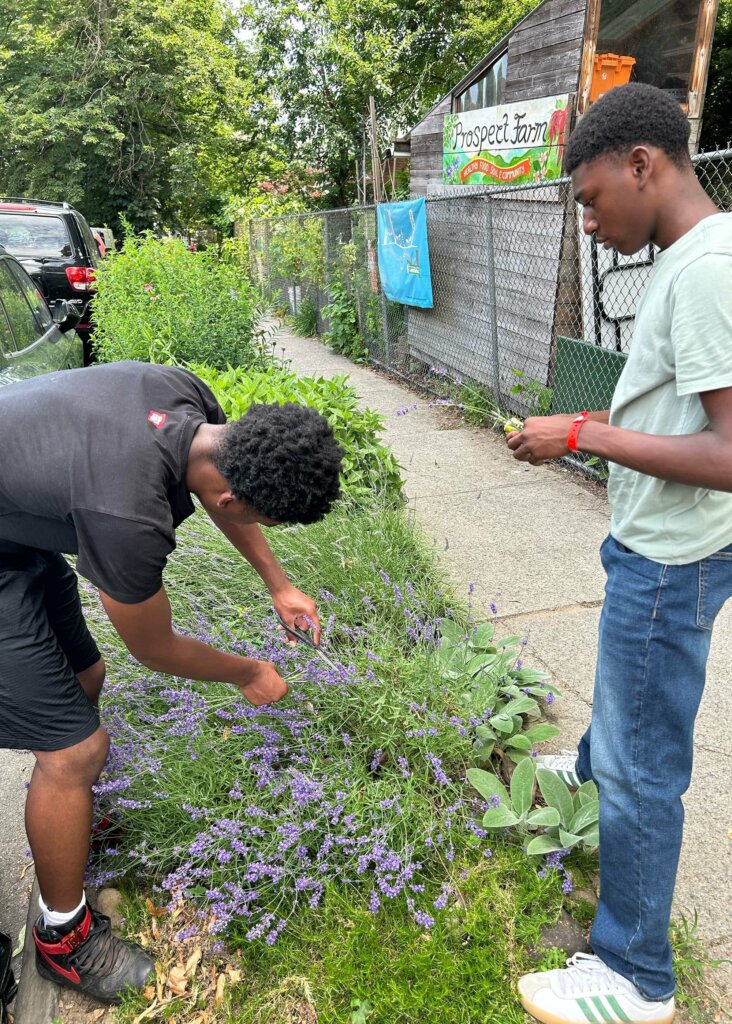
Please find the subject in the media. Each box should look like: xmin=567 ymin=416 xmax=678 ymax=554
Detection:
xmin=145 ymin=898 xmax=167 ymax=918
xmin=185 ymin=947 xmax=203 ymax=978
xmin=167 ymin=964 xmax=189 ymax=996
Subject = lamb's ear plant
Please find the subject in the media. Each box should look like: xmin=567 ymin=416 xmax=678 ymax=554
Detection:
xmin=466 ymin=760 xmax=600 ymax=856
xmin=436 ymin=620 xmax=560 ymax=764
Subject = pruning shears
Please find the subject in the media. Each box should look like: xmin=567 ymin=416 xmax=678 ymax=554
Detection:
xmin=275 ymin=611 xmax=339 ymax=671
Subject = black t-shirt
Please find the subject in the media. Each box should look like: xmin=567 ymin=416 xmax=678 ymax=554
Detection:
xmin=0 ymin=361 xmax=225 ymax=602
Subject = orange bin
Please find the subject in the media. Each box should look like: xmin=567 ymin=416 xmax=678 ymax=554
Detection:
xmin=589 ymin=53 xmax=636 ymax=103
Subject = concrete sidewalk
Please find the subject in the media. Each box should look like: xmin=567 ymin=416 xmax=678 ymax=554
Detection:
xmin=278 ymin=326 xmax=732 ymax=1001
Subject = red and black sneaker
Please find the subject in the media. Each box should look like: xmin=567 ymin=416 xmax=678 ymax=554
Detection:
xmin=33 ymin=904 xmax=154 ymax=1004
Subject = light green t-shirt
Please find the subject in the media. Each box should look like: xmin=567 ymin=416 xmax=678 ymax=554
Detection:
xmin=608 ymin=212 xmax=732 ymax=564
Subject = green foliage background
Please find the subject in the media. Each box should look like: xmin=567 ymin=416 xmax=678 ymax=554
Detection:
xmin=189 ymin=363 xmax=403 ymax=504
xmin=92 ymin=234 xmax=266 ymax=369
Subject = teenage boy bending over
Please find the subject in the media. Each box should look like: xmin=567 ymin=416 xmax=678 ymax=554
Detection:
xmin=0 ymin=361 xmax=343 ymax=1002
xmin=508 ymin=83 xmax=732 ymax=1024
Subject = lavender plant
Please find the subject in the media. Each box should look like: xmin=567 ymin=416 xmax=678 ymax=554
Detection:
xmin=84 ymin=506 xmax=566 ymax=947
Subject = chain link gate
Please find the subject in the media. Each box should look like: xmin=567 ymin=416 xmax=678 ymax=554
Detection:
xmin=247 ymin=149 xmax=732 ymax=464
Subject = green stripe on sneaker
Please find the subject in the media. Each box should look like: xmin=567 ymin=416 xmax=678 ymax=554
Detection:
xmin=576 ymin=997 xmax=600 ymax=1022
xmin=590 ymin=995 xmax=616 ymax=1022
xmin=606 ymin=995 xmax=632 ymax=1022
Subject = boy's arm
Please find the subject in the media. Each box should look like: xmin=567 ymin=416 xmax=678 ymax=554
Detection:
xmin=99 ymin=586 xmax=288 ymax=706
xmin=508 ymin=386 xmax=732 ymax=491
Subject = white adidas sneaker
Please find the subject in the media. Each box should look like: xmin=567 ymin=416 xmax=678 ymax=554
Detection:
xmin=518 ymin=953 xmax=675 ymax=1024
xmin=535 ymin=749 xmax=582 ymax=790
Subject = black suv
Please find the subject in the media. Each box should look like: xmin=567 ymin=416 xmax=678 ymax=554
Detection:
xmin=0 ymin=198 xmax=99 ymax=363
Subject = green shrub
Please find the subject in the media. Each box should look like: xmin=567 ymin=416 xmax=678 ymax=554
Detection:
xmin=92 ymin=233 xmax=268 ymax=370
xmin=189 ymin=363 xmax=403 ymax=504
xmin=322 ymin=279 xmax=367 ymax=362
xmin=291 ymin=295 xmax=318 ymax=336
xmin=269 ymin=217 xmax=325 ymax=290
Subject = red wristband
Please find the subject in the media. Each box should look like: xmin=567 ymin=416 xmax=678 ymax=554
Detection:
xmin=567 ymin=411 xmax=590 ymax=451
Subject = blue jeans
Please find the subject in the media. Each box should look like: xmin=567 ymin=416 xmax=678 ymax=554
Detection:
xmin=576 ymin=534 xmax=732 ymax=1000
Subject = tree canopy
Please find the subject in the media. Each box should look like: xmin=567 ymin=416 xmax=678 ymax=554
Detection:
xmin=244 ymin=0 xmax=536 ymax=205
xmin=0 ymin=0 xmax=275 ymax=232
xmin=0 ymin=0 xmax=729 ymax=231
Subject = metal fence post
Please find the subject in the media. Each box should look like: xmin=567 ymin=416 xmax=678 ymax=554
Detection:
xmin=375 ymin=204 xmax=393 ymax=366
xmin=484 ymin=193 xmax=501 ymax=401
xmin=264 ymin=220 xmax=272 ymax=299
xmin=247 ymin=218 xmax=256 ymax=287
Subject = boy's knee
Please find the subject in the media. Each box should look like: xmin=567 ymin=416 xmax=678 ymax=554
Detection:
xmin=34 ymin=727 xmax=110 ymax=785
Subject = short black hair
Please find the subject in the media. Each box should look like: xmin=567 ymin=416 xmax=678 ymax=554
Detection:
xmin=213 ymin=403 xmax=344 ymax=524
xmin=566 ymin=83 xmax=691 ymax=174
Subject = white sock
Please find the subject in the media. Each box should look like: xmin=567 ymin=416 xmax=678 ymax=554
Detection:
xmin=39 ymin=892 xmax=87 ymax=930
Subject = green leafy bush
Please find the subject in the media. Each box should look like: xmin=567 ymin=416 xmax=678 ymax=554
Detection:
xmin=92 ymin=233 xmax=268 ymax=369
xmin=322 ymin=279 xmax=367 ymax=362
xmin=188 ymin=363 xmax=403 ymax=504
xmin=291 ymin=295 xmax=318 ymax=336
xmin=269 ymin=217 xmax=325 ymax=290
xmin=435 ymin=619 xmax=560 ymax=766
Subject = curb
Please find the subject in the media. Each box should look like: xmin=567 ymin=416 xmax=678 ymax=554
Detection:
xmin=12 ymin=877 xmax=60 ymax=1024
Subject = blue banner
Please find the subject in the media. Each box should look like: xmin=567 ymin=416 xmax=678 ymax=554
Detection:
xmin=377 ymin=198 xmax=433 ymax=308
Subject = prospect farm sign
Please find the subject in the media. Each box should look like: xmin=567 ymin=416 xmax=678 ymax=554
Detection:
xmin=443 ymin=94 xmax=569 ymax=187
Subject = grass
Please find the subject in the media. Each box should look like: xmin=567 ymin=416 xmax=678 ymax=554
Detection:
xmin=113 ymin=846 xmax=569 ymax=1024
xmin=80 ymin=500 xmax=582 ymax=1023
xmin=669 ymin=913 xmax=731 ymax=1023
xmin=224 ymin=851 xmax=565 ymax=1024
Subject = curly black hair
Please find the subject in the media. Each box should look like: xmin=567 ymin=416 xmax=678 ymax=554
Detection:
xmin=566 ymin=83 xmax=691 ymax=173
xmin=213 ymin=403 xmax=344 ymax=524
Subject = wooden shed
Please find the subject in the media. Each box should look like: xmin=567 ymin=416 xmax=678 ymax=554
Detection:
xmin=399 ymin=0 xmax=720 ymax=406
xmin=407 ymin=0 xmax=719 ymax=195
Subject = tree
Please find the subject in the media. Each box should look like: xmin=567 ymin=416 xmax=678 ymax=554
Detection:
xmin=0 ymin=0 xmax=278 ymax=232
xmin=244 ymin=0 xmax=536 ymax=205
xmin=700 ymin=0 xmax=732 ymax=151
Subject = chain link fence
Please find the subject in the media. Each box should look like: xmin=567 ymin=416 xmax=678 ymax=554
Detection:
xmin=247 ymin=150 xmax=732 ymax=441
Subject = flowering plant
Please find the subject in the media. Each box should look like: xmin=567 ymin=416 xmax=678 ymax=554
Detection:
xmin=85 ymin=506 xmax=568 ymax=947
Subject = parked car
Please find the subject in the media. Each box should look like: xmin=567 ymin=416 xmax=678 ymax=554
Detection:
xmin=91 ymin=226 xmax=116 ymax=255
xmin=0 ymin=198 xmax=99 ymax=364
xmin=0 ymin=244 xmax=83 ymax=387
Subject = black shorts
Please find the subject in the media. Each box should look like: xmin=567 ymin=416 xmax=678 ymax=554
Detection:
xmin=0 ymin=550 xmax=101 ymax=752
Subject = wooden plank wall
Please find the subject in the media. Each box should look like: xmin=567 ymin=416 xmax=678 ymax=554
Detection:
xmin=407 ymin=188 xmax=565 ymax=405
xmin=408 ymin=0 xmax=588 ymax=196
xmin=409 ymin=95 xmax=452 ymax=198
xmin=504 ymin=0 xmax=587 ymax=102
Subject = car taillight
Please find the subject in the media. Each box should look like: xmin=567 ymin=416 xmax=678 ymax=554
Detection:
xmin=65 ymin=266 xmax=96 ymax=292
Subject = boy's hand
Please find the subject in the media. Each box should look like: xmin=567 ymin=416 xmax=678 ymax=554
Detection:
xmin=506 ymin=415 xmax=577 ymax=463
xmin=239 ymin=660 xmax=289 ymax=706
xmin=273 ymin=584 xmax=322 ymax=644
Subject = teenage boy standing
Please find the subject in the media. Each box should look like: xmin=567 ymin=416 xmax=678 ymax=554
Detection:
xmin=508 ymin=83 xmax=732 ymax=1024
